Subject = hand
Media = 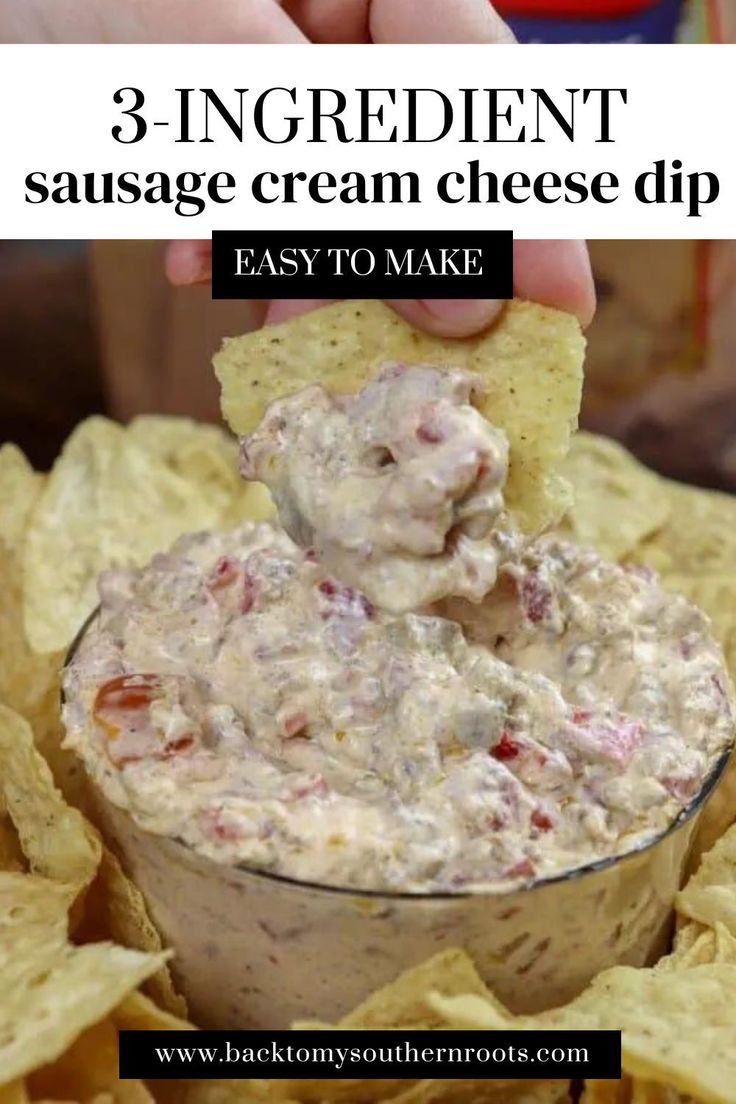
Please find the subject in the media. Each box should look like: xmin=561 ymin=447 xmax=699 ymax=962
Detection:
xmin=714 ymin=0 xmax=736 ymax=43
xmin=1 ymin=0 xmax=514 ymax=44
xmin=166 ymin=238 xmax=596 ymax=334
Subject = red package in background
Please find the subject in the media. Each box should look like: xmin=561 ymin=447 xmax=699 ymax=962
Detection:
xmin=495 ymin=1 xmax=725 ymax=42
xmin=495 ymin=0 xmax=685 ymax=41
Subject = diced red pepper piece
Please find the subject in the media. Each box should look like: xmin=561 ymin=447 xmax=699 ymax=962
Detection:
xmin=491 ymin=730 xmax=521 ymax=761
xmin=416 ymin=420 xmax=444 ymax=444
xmin=318 ymin=578 xmax=375 ymax=620
xmin=282 ymin=711 xmax=309 ymax=739
xmin=93 ymin=673 xmax=163 ymax=741
xmin=531 ymin=808 xmax=553 ymax=832
xmin=199 ymin=808 xmax=247 ymax=842
xmin=476 ymin=450 xmax=492 ymax=479
xmin=292 ymin=776 xmax=329 ymax=799
xmin=573 ymin=716 xmax=643 ymax=768
xmin=519 ymin=571 xmax=552 ymax=624
xmin=241 ymin=571 xmax=259 ymax=614
xmin=161 ymin=735 xmax=195 ymax=758
xmin=209 ymin=556 xmax=239 ymax=591
xmin=506 ymin=858 xmax=535 ymax=879
xmin=660 ymin=774 xmax=699 ymax=801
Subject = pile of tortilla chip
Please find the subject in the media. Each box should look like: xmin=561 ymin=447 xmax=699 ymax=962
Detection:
xmin=2 ymin=300 xmax=736 ymax=1103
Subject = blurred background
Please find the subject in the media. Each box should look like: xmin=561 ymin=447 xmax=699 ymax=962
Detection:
xmin=1 ymin=239 xmax=735 ymax=492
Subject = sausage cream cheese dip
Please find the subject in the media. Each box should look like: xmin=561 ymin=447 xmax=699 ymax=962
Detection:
xmin=62 ymin=365 xmax=735 ymax=894
xmin=240 ymin=365 xmax=517 ymax=613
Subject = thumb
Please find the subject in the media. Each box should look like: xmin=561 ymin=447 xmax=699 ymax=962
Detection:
xmin=370 ymin=0 xmax=516 ymax=43
xmin=387 ymin=299 xmax=505 ymax=338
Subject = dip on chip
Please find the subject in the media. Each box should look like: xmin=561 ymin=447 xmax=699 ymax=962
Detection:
xmin=214 ymin=299 xmax=585 ymax=536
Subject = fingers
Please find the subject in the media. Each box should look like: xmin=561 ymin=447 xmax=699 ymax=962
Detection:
xmin=165 ymin=241 xmax=212 ymax=285
xmin=264 ymin=299 xmax=337 ymax=324
xmin=386 ymin=299 xmax=505 ymax=337
xmin=282 ymin=0 xmax=370 ymax=42
xmin=262 ymin=298 xmax=502 ymax=336
xmin=167 ymin=239 xmax=595 ymax=331
xmin=513 ymin=240 xmax=596 ymax=327
xmin=370 ymin=0 xmax=516 ymax=43
xmin=714 ymin=0 xmax=736 ymax=42
xmin=139 ymin=0 xmax=309 ymax=43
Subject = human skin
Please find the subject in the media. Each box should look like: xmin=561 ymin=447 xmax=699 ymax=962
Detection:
xmin=5 ymin=0 xmax=727 ymax=46
xmin=166 ymin=239 xmax=597 ymax=334
xmin=0 ymin=0 xmax=595 ymax=330
xmin=0 ymin=0 xmax=515 ymax=43
xmin=154 ymin=0 xmax=594 ymax=330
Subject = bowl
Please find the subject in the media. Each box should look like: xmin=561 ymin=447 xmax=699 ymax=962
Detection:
xmin=66 ymin=611 xmax=733 ymax=1029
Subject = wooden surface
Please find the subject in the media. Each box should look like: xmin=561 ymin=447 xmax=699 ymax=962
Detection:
xmin=0 ymin=242 xmax=103 ymax=470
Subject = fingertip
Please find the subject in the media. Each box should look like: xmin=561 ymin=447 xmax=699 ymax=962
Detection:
xmin=388 ymin=299 xmax=505 ymax=338
xmin=165 ymin=240 xmax=212 ymax=286
xmin=513 ymin=240 xmax=596 ymax=328
xmin=370 ymin=0 xmax=515 ymax=43
xmin=264 ymin=299 xmax=338 ymax=326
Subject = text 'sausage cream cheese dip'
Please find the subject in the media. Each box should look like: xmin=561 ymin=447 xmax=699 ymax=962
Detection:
xmin=63 ymin=363 xmax=735 ymax=898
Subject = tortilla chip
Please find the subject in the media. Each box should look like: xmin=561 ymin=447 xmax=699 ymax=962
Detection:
xmin=22 ymin=417 xmax=228 ymax=654
xmin=580 ymin=1081 xmax=630 ymax=1104
xmin=0 ymin=1083 xmax=30 ymax=1104
xmin=430 ymin=964 xmax=736 ymax=1104
xmin=0 ymin=871 xmax=166 ymax=1084
xmin=215 ymin=300 xmax=585 ymax=535
xmin=0 ymin=444 xmax=44 ymax=548
xmin=558 ymin=433 xmax=670 ymax=562
xmin=0 ymin=803 xmax=25 ymax=873
xmin=670 ymin=921 xmax=709 ymax=958
xmin=128 ymin=414 xmax=275 ymax=528
xmin=712 ymin=921 xmax=736 ymax=963
xmin=77 ymin=846 xmax=187 ymax=1019
xmin=0 ymin=446 xmax=61 ymax=726
xmin=128 ymin=414 xmax=241 ymax=512
xmin=26 ymin=1015 xmax=155 ymax=1104
xmin=630 ymin=1082 xmax=693 ymax=1104
xmin=127 ymin=414 xmax=236 ymax=467
xmin=655 ymin=927 xmax=716 ymax=972
xmin=0 ymin=704 xmax=99 ymax=891
xmin=151 ymin=1080 xmax=297 ymax=1104
xmin=385 ymin=1081 xmax=569 ymax=1104
xmin=283 ymin=952 xmax=509 ymax=1104
xmin=113 ymin=989 xmax=193 ymax=1032
xmin=677 ymin=823 xmax=736 ymax=936
xmin=628 ymin=481 xmax=736 ymax=577
xmin=690 ymin=766 xmax=736 ymax=873
xmin=25 ymin=678 xmax=87 ymax=807
xmin=340 ymin=948 xmax=494 ymax=1030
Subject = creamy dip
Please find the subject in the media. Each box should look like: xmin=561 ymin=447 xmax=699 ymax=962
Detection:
xmin=62 ymin=366 xmax=735 ymax=894
xmin=241 ymin=364 xmax=516 ymax=613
